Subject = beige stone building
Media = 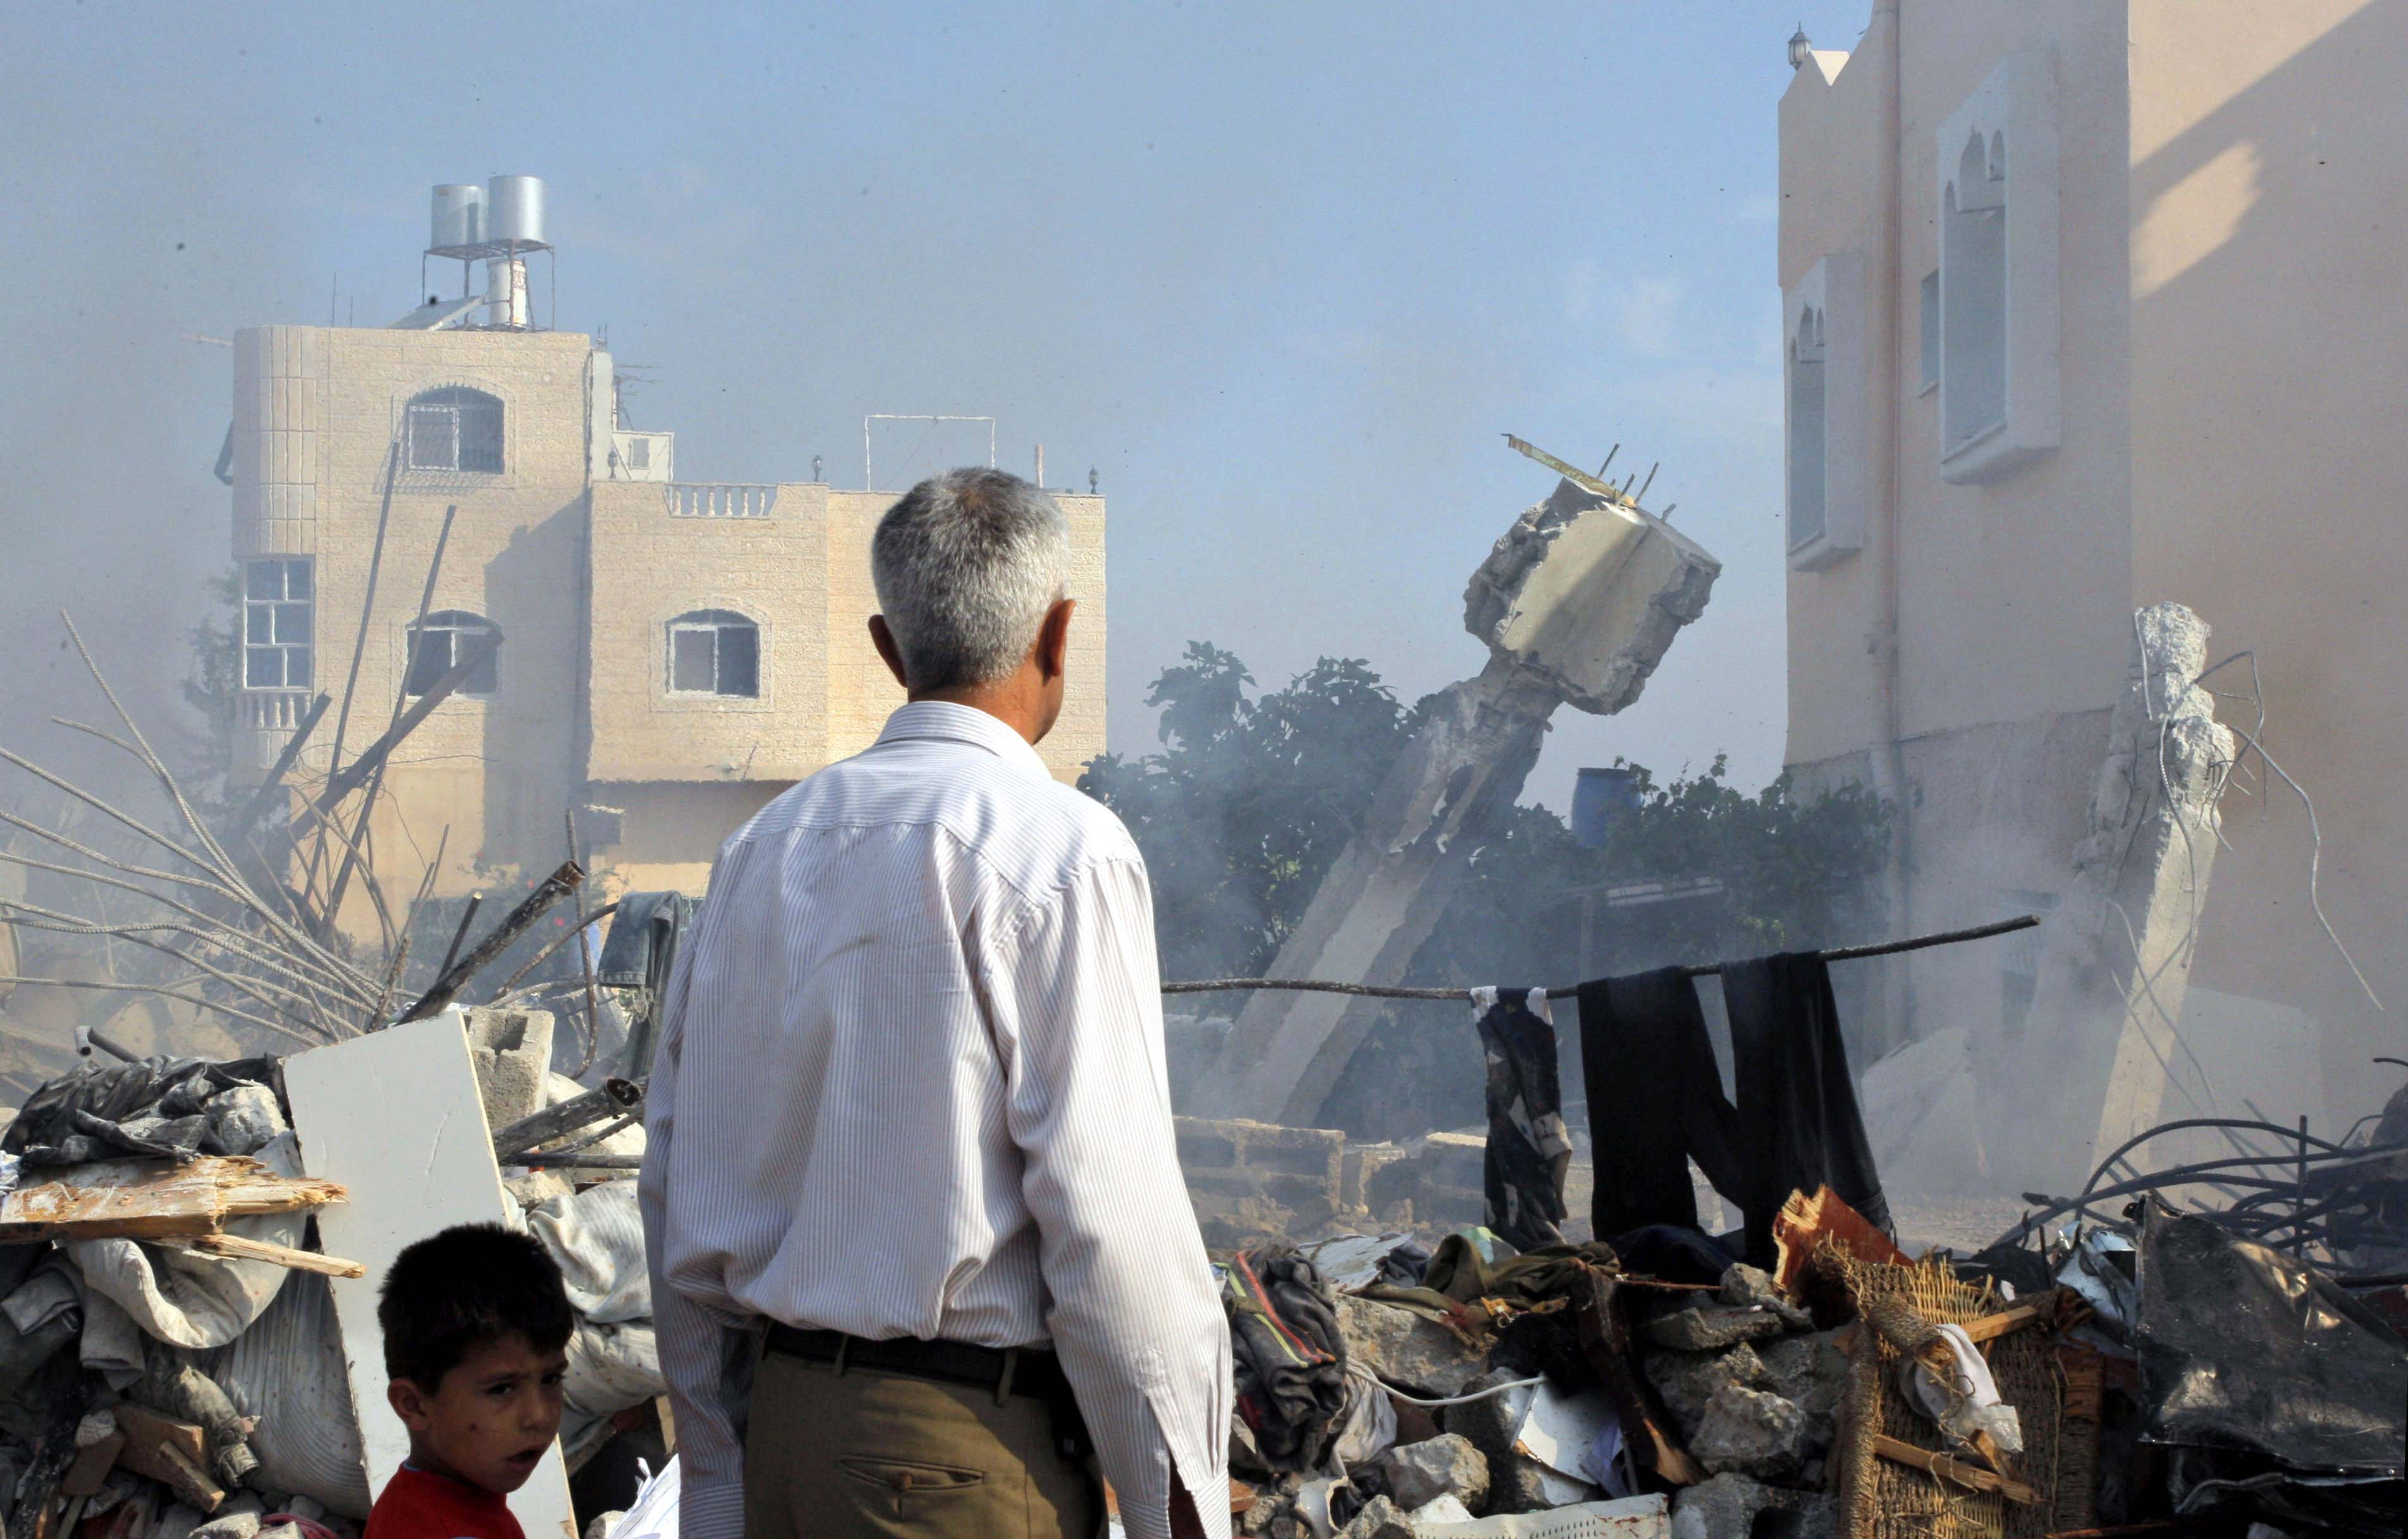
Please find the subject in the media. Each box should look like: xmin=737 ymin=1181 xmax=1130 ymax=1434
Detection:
xmin=1777 ymin=3 xmax=2408 ymax=1138
xmin=228 ymin=191 xmax=1104 ymax=917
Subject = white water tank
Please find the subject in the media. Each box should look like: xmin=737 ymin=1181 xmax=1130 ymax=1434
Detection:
xmin=430 ymin=184 xmax=485 ymax=249
xmin=487 ymin=175 xmax=546 ymax=245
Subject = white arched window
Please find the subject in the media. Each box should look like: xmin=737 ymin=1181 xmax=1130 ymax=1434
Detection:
xmin=405 ymin=386 xmax=504 ymax=473
xmin=405 ymin=610 xmax=500 ymax=696
xmin=666 ymin=610 xmax=759 ymax=698
xmin=1942 ymin=130 xmax=2008 ymax=452
xmin=1787 ymin=304 xmax=1828 ymax=548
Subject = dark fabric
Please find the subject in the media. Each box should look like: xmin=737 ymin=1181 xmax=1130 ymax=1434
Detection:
xmin=1719 ymin=953 xmax=1889 ymax=1246
xmin=1605 ymin=1225 xmax=1741 ymax=1287
xmin=2 ymin=1056 xmax=278 ymax=1168
xmin=1362 ymin=1235 xmax=1620 ymax=1315
xmin=595 ymin=891 xmax=699 ymax=989
xmin=1576 ymin=968 xmax=1746 ymax=1237
xmin=1578 ymin=954 xmax=1884 ymax=1268
xmin=1475 ymin=989 xmax=1573 ymax=1251
xmin=1221 ymin=1245 xmax=1347 ymax=1473
xmin=744 ymin=1349 xmax=1102 ymax=1539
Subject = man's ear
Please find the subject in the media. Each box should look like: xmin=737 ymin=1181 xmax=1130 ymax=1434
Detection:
xmin=1035 ymin=598 xmax=1076 ymax=684
xmin=868 ymin=615 xmax=911 ymax=691
xmin=388 ymin=1377 xmax=434 ymax=1434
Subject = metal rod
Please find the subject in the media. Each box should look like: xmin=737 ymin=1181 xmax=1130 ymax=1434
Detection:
xmin=1160 ymin=913 xmax=2042 ymax=998
xmin=432 ymin=893 xmax=482 ymax=986
xmin=492 ymin=901 xmax=621 ymax=996
xmin=398 ymin=862 xmax=585 ymax=1023
xmin=493 ymin=1077 xmax=645 ymax=1162
xmin=2296 ymin=1115 xmax=2311 ymax=1259
xmin=231 ymin=692 xmax=332 ymax=834
xmin=326 ymin=442 xmax=403 ymax=788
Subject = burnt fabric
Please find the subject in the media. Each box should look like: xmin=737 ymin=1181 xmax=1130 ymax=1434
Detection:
xmin=2 ymin=1057 xmax=277 ymax=1169
xmin=1717 ymin=953 xmax=1889 ymax=1246
xmin=1576 ymin=967 xmax=1746 ymax=1239
xmin=1221 ymin=1246 xmax=1347 ymax=1473
xmin=1578 ymin=955 xmax=1884 ymax=1267
xmin=1475 ymin=989 xmax=1573 ymax=1251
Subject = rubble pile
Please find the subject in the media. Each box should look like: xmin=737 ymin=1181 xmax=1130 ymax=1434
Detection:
xmin=1208 ymin=1184 xmax=2408 ymax=1539
xmin=0 ymin=1002 xmax=667 ymax=1539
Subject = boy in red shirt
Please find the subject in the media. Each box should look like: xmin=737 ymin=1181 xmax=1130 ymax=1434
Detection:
xmin=366 ymin=1225 xmax=575 ymax=1539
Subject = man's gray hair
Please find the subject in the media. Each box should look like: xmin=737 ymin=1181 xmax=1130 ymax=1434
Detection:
xmin=871 ymin=467 xmax=1072 ymax=691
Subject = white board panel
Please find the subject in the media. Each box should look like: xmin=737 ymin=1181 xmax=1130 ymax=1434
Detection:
xmin=285 ymin=1012 xmax=577 ymax=1539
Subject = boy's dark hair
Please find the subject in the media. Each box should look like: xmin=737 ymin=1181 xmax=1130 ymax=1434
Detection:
xmin=378 ymin=1223 xmax=575 ymax=1387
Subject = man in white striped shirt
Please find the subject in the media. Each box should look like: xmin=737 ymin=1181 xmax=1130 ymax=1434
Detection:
xmin=640 ymin=468 xmax=1230 ymax=1539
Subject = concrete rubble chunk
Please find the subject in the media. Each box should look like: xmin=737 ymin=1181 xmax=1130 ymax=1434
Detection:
xmin=1410 ymin=1495 xmax=1477 ymax=1526
xmin=1757 ymin=1332 xmax=1850 ymax=1452
xmin=1463 ymin=479 xmax=1721 ymax=717
xmin=1335 ymin=1495 xmax=1414 ymax=1539
xmin=1670 ymin=1473 xmax=1776 ymax=1539
xmin=1643 ymin=1343 xmax=1771 ymax=1439
xmin=461 ymin=1008 xmax=556 ymax=1131
xmin=1336 ymin=1294 xmax=1488 ymax=1398
xmin=1438 ymin=1371 xmax=1557 ymax=1515
xmin=1716 ymin=1266 xmax=1811 ymax=1329
xmin=206 ymin=1085 xmax=288 ymax=1158
xmin=1690 ymin=1385 xmax=1810 ymax=1480
xmin=1365 ymin=1431 xmax=1489 ymax=1511
xmin=1641 ymin=1304 xmax=1789 ymax=1353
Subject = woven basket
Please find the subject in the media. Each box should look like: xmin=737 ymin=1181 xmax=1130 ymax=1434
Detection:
xmin=1822 ymin=1246 xmax=2068 ymax=1539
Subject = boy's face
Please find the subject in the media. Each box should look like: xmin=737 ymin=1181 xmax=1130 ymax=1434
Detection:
xmin=388 ymin=1332 xmax=568 ymax=1495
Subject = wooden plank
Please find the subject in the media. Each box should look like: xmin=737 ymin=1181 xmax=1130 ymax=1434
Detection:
xmin=285 ymin=1013 xmax=576 ymax=1539
xmin=1870 ymin=1433 xmax=2039 ymax=1505
xmin=113 ymin=1406 xmax=221 ymax=1512
xmin=1961 ymin=1302 xmax=2048 ymax=1344
xmin=0 ymin=1157 xmax=347 ymax=1243
xmin=58 ymin=1433 xmax=122 ymax=1498
xmin=183 ymin=1232 xmax=366 ymax=1278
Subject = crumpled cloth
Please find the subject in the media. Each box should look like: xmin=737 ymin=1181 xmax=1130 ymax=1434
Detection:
xmin=1329 ymin=1361 xmax=1397 ymax=1469
xmin=67 ymin=1134 xmax=307 ymax=1349
xmin=1898 ymin=1320 xmax=2025 ymax=1456
xmin=527 ymin=1179 xmax=650 ymax=1323
xmin=1222 ymin=1245 xmax=1349 ymax=1473
xmin=1361 ymin=1234 xmax=1619 ymax=1316
xmin=3 ymin=1056 xmax=277 ymax=1168
xmin=209 ymin=1270 xmax=371 ymax=1518
xmin=561 ymin=1319 xmax=666 ymax=1461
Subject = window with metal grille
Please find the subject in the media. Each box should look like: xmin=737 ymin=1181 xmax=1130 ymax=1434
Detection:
xmin=242 ymin=559 xmax=312 ymax=689
xmin=403 ymin=386 xmax=505 ymax=473
xmin=666 ymin=610 xmax=760 ymax=698
xmin=405 ymin=610 xmax=500 ymax=696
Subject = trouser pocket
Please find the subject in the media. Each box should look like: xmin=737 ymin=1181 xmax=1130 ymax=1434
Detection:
xmin=837 ymin=1457 xmax=988 ymax=1521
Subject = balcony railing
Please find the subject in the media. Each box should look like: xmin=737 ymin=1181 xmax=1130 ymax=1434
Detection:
xmin=664 ymin=483 xmax=778 ymax=519
xmin=240 ymin=689 xmax=315 ymax=732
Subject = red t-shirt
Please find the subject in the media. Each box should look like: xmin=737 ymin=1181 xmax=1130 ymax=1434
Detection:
xmin=364 ymin=1465 xmax=527 ymax=1539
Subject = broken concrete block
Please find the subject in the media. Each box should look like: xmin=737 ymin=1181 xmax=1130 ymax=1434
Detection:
xmin=1643 ymin=1343 xmax=1771 ymax=1439
xmin=1464 ymin=479 xmax=1720 ymax=716
xmin=206 ymin=1086 xmax=287 ymax=1158
xmin=461 ymin=1010 xmax=555 ymax=1131
xmin=1336 ymin=1295 xmax=1488 ymax=1397
xmin=1716 ymin=1266 xmax=1810 ymax=1329
xmin=1690 ymin=1386 xmax=1809 ymax=1480
xmin=504 ymin=1170 xmax=574 ymax=1210
xmin=1641 ymin=1304 xmax=1788 ymax=1353
xmin=1335 ymin=1495 xmax=1413 ymax=1539
xmin=1757 ymin=1332 xmax=1849 ymax=1453
xmin=1671 ymin=1473 xmax=1775 ymax=1539
xmin=1365 ymin=1432 xmax=1489 ymax=1512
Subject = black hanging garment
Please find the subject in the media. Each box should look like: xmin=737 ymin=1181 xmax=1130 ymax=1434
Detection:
xmin=1473 ymin=988 xmax=1574 ymax=1251
xmin=1576 ymin=967 xmax=1748 ymax=1240
xmin=1578 ymin=953 xmax=1885 ymax=1267
xmin=1718 ymin=953 xmax=1889 ymax=1243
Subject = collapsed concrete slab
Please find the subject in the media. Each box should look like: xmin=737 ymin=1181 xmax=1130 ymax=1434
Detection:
xmin=1203 ymin=477 xmax=1717 ymax=1125
xmin=1984 ymin=602 xmax=2235 ymax=1190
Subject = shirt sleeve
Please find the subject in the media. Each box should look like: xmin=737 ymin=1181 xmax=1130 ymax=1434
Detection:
xmin=636 ymin=919 xmax=753 ymax=1539
xmin=988 ymin=853 xmax=1234 ymax=1539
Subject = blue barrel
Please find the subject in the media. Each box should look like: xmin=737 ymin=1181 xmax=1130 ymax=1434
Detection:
xmin=1571 ymin=767 xmax=1645 ymax=848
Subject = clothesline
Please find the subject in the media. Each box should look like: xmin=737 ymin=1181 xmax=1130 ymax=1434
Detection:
xmin=1158 ymin=913 xmax=2041 ymax=999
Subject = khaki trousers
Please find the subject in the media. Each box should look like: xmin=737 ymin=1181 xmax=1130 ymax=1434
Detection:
xmin=744 ymin=1347 xmax=1104 ymax=1539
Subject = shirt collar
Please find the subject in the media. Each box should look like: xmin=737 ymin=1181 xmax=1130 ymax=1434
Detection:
xmin=875 ymin=700 xmax=1052 ymax=779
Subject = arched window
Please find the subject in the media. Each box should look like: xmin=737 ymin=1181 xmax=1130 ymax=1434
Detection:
xmin=666 ymin=610 xmax=759 ymax=698
xmin=404 ymin=386 xmax=504 ymax=473
xmin=1786 ymin=305 xmax=1827 ymax=549
xmin=1942 ymin=130 xmax=2008 ymax=451
xmin=406 ymin=610 xmax=500 ymax=696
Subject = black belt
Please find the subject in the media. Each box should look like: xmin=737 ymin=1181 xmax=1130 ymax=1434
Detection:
xmin=764 ymin=1324 xmax=1072 ymax=1405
